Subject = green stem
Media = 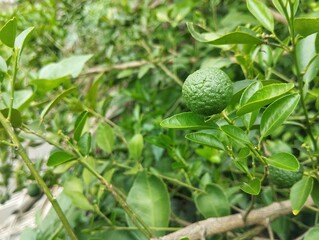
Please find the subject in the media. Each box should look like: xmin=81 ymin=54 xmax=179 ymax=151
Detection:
xmin=247 ymin=144 xmax=267 ymax=165
xmin=79 ymin=158 xmax=154 ymax=238
xmin=287 ymin=5 xmax=317 ymax=152
xmin=8 ymin=48 xmax=19 ymax=120
xmin=21 ymin=125 xmax=152 ymax=237
xmin=0 ymin=113 xmax=77 ymax=240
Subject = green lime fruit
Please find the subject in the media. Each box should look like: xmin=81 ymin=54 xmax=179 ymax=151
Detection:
xmin=27 ymin=182 xmax=41 ymax=197
xmin=269 ymin=165 xmax=303 ymax=188
xmin=182 ymin=68 xmax=233 ymax=116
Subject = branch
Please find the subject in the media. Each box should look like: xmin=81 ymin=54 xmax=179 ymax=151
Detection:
xmin=153 ymin=198 xmax=313 ymax=240
xmin=84 ymin=60 xmax=149 ymax=74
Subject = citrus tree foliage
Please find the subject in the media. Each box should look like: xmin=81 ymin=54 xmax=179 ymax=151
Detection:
xmin=0 ymin=0 xmax=319 ymax=239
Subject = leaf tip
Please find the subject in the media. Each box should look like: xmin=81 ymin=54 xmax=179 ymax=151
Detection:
xmin=292 ymin=209 xmax=300 ymax=215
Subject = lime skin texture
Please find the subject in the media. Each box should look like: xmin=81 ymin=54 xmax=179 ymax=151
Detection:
xmin=182 ymin=68 xmax=233 ymax=116
xmin=269 ymin=165 xmax=303 ymax=188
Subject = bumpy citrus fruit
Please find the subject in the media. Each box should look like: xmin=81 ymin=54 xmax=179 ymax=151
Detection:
xmin=269 ymin=165 xmax=303 ymax=188
xmin=182 ymin=68 xmax=233 ymax=116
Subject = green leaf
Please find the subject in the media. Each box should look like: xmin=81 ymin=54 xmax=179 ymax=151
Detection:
xmin=0 ymin=56 xmax=7 ymax=73
xmin=128 ymin=134 xmax=144 ymax=161
xmin=304 ymin=227 xmax=319 ymax=240
xmin=0 ymin=108 xmax=22 ymax=128
xmin=272 ymin=0 xmax=298 ymax=18
xmin=187 ymin=22 xmax=263 ymax=45
xmin=39 ymin=54 xmax=93 ymax=79
xmin=0 ymin=89 xmax=33 ymax=110
xmin=160 ymin=112 xmax=217 ymax=130
xmin=15 ymin=27 xmax=34 ymax=54
xmin=290 ymin=176 xmax=313 ymax=215
xmin=237 ymin=83 xmax=295 ymax=116
xmin=30 ymin=76 xmax=70 ymax=93
xmin=78 ymin=132 xmax=92 ymax=156
xmin=40 ymin=87 xmax=76 ymax=123
xmin=194 ymin=184 xmax=230 ymax=218
xmin=65 ymin=191 xmax=93 ymax=211
xmin=95 ymin=123 xmax=114 ymax=154
xmin=294 ymin=18 xmax=319 ymax=37
xmin=240 ymin=81 xmax=263 ymax=106
xmin=261 ymin=94 xmax=300 ymax=137
xmin=304 ymin=54 xmax=319 ymax=83
xmin=0 ymin=18 xmax=17 ymax=48
xmin=82 ymin=157 xmax=95 ymax=187
xmin=74 ymin=111 xmax=89 ymax=141
xmin=185 ymin=132 xmax=225 ymax=150
xmin=47 ymin=151 xmax=76 ymax=167
xmin=240 ymin=81 xmax=262 ymax=129
xmin=247 ymin=0 xmax=274 ymax=32
xmin=311 ymin=179 xmax=319 ymax=208
xmin=296 ymin=33 xmax=317 ymax=73
xmin=126 ymin=172 xmax=170 ymax=236
xmin=240 ymin=178 xmax=261 ymax=195
xmin=266 ymin=152 xmax=299 ymax=171
xmin=220 ymin=125 xmax=250 ymax=145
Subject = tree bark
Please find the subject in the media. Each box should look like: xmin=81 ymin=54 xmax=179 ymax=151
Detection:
xmin=152 ymin=198 xmax=313 ymax=240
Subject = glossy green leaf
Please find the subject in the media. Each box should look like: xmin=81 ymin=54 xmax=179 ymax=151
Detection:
xmin=311 ymin=180 xmax=319 ymax=208
xmin=0 ymin=56 xmax=7 ymax=73
xmin=126 ymin=172 xmax=170 ymax=236
xmin=304 ymin=54 xmax=319 ymax=83
xmin=95 ymin=123 xmax=114 ymax=154
xmin=290 ymin=176 xmax=313 ymax=215
xmin=240 ymin=81 xmax=262 ymax=129
xmin=0 ymin=89 xmax=33 ymax=110
xmin=220 ymin=125 xmax=250 ymax=144
xmin=185 ymin=132 xmax=225 ymax=150
xmin=296 ymin=33 xmax=317 ymax=73
xmin=15 ymin=27 xmax=34 ymax=54
xmin=0 ymin=18 xmax=17 ymax=48
xmin=240 ymin=81 xmax=263 ymax=106
xmin=261 ymin=94 xmax=300 ymax=137
xmin=160 ymin=112 xmax=217 ymax=130
xmin=240 ymin=178 xmax=261 ymax=195
xmin=294 ymin=18 xmax=319 ymax=37
xmin=266 ymin=152 xmax=299 ymax=171
xmin=304 ymin=227 xmax=319 ymax=240
xmin=187 ymin=22 xmax=263 ymax=45
xmin=237 ymin=83 xmax=294 ymax=116
xmin=195 ymin=184 xmax=230 ymax=218
xmin=78 ymin=132 xmax=92 ymax=156
xmin=0 ymin=108 xmax=22 ymax=128
xmin=47 ymin=151 xmax=76 ymax=167
xmin=40 ymin=87 xmax=76 ymax=123
xmin=128 ymin=134 xmax=144 ymax=161
xmin=39 ymin=54 xmax=93 ymax=79
xmin=247 ymin=0 xmax=274 ymax=32
xmin=74 ymin=111 xmax=89 ymax=141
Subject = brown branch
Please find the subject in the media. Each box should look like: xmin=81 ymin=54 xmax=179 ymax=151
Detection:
xmin=84 ymin=60 xmax=149 ymax=74
xmin=153 ymin=198 xmax=314 ymax=240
